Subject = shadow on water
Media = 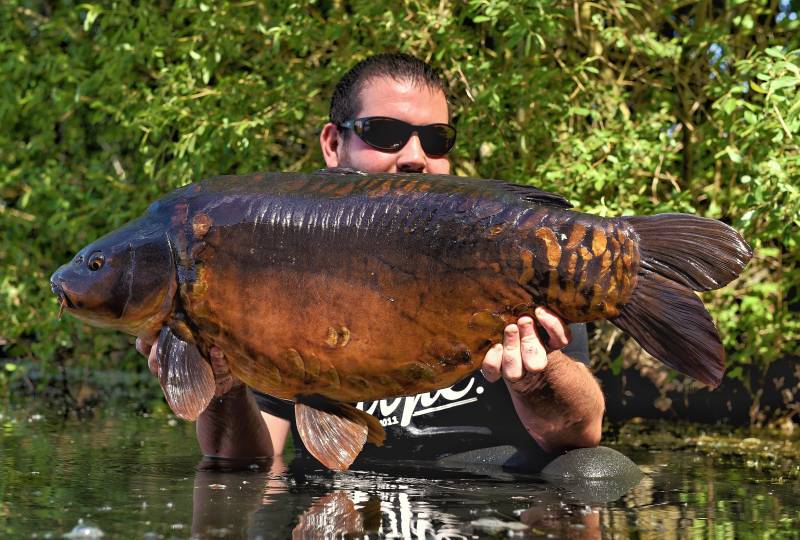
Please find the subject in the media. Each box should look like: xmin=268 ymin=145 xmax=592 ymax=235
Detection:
xmin=1 ymin=409 xmax=798 ymax=538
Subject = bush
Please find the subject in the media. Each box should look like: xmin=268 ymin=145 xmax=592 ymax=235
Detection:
xmin=1 ymin=1 xmax=798 ymax=416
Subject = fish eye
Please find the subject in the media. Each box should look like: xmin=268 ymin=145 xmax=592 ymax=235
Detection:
xmin=87 ymin=253 xmax=105 ymax=271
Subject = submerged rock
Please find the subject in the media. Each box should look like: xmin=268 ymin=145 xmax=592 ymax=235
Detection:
xmin=542 ymin=446 xmax=642 ymax=480
xmin=541 ymin=446 xmax=643 ymax=504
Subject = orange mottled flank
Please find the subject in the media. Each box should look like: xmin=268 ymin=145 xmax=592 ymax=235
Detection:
xmin=522 ymin=217 xmax=640 ymax=322
xmin=591 ymin=228 xmax=607 ymax=256
xmin=565 ymin=223 xmax=586 ymax=250
xmin=547 ymin=269 xmax=560 ymax=306
xmin=518 ymin=249 xmax=535 ymax=285
xmin=600 ymin=250 xmax=613 ymax=275
xmin=485 ymin=223 xmax=506 ymax=238
xmin=566 ymin=252 xmax=578 ymax=275
xmin=623 ymin=238 xmax=636 ymax=271
xmin=535 ymin=228 xmax=562 ymax=268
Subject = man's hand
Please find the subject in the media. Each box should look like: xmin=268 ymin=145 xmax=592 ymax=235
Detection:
xmin=480 ymin=307 xmax=571 ymax=383
xmin=136 ymin=334 xmax=272 ymax=459
xmin=480 ymin=307 xmax=604 ymax=452
xmin=135 ymin=334 xmax=160 ymax=376
xmin=135 ymin=335 xmax=241 ymax=397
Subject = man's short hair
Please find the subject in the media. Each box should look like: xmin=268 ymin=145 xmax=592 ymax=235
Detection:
xmin=329 ymin=53 xmax=447 ymax=133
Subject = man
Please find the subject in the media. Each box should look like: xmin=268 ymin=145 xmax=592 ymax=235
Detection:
xmin=138 ymin=53 xmax=604 ymax=469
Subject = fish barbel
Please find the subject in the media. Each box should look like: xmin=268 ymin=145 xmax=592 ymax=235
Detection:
xmin=50 ymin=171 xmax=752 ymax=469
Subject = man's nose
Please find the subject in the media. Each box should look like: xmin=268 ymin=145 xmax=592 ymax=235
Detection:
xmin=396 ymin=133 xmax=426 ymax=173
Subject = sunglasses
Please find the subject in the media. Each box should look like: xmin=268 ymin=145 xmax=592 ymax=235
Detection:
xmin=336 ymin=116 xmax=457 ymax=156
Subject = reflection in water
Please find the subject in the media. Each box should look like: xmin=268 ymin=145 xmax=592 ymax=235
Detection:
xmin=292 ymin=491 xmax=375 ymax=538
xmin=519 ymin=492 xmax=601 ymax=539
xmin=0 ymin=412 xmax=797 ymax=538
xmin=191 ymin=458 xmax=289 ymax=538
xmin=187 ymin=456 xmax=610 ymax=539
xmin=187 ymin=455 xmax=800 ymax=539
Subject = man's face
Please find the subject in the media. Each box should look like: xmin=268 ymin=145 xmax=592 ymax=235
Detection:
xmin=323 ymin=76 xmax=452 ymax=174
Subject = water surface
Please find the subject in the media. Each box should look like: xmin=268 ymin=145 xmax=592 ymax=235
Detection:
xmin=1 ymin=409 xmax=797 ymax=538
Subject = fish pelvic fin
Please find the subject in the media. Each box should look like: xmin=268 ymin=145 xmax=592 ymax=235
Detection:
xmin=156 ymin=326 xmax=216 ymax=420
xmin=611 ymin=214 xmax=752 ymax=388
xmin=295 ymin=397 xmax=386 ymax=471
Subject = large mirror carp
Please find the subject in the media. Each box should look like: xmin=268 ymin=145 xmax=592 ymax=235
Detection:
xmin=50 ymin=170 xmax=752 ymax=470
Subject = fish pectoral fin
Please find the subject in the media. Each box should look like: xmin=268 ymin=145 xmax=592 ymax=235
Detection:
xmin=156 ymin=326 xmax=215 ymax=421
xmin=295 ymin=397 xmax=386 ymax=471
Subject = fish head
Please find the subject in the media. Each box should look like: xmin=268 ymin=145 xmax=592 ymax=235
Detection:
xmin=50 ymin=216 xmax=176 ymax=335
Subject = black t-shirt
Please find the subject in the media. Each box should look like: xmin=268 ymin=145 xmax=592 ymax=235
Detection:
xmin=252 ymin=323 xmax=590 ymax=469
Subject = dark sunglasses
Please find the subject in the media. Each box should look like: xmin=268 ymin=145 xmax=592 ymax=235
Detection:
xmin=336 ymin=116 xmax=457 ymax=156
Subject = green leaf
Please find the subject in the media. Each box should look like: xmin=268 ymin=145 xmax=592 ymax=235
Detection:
xmin=765 ymin=47 xmax=785 ymax=59
xmin=79 ymin=4 xmax=103 ymax=32
xmin=727 ymin=366 xmax=743 ymax=380
xmin=769 ymin=76 xmax=798 ymax=91
xmin=721 ymin=97 xmax=739 ymax=115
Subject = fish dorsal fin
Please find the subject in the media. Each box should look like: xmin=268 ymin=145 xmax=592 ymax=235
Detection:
xmin=309 ymin=170 xmax=572 ymax=209
xmin=399 ymin=174 xmax=574 ymax=209
xmin=316 ymin=167 xmax=368 ymax=176
xmin=295 ymin=397 xmax=386 ymax=471
xmin=497 ymin=181 xmax=572 ymax=209
xmin=156 ymin=326 xmax=215 ymax=421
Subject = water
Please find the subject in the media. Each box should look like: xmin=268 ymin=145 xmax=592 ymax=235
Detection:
xmin=1 ymin=410 xmax=797 ymax=538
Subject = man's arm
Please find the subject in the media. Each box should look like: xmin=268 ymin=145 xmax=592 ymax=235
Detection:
xmin=136 ymin=337 xmax=275 ymax=459
xmin=196 ymin=384 xmax=273 ymax=459
xmin=481 ymin=309 xmax=605 ymax=453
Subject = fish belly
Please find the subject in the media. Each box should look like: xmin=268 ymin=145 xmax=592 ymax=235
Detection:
xmin=182 ymin=233 xmax=533 ymax=402
xmin=171 ymin=179 xmax=637 ymax=402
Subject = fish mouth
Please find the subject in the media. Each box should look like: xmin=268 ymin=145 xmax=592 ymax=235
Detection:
xmin=50 ymin=280 xmax=76 ymax=320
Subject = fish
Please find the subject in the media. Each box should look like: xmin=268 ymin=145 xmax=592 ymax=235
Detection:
xmin=50 ymin=170 xmax=752 ymax=470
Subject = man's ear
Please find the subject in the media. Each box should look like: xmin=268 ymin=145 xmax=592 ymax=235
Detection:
xmin=320 ymin=123 xmax=341 ymax=167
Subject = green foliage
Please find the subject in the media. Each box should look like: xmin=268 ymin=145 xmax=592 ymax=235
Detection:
xmin=1 ymin=1 xmax=798 ymax=410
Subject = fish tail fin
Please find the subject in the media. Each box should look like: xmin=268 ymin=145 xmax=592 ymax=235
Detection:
xmin=625 ymin=214 xmax=753 ymax=291
xmin=610 ymin=214 xmax=752 ymax=387
xmin=295 ymin=397 xmax=385 ymax=471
